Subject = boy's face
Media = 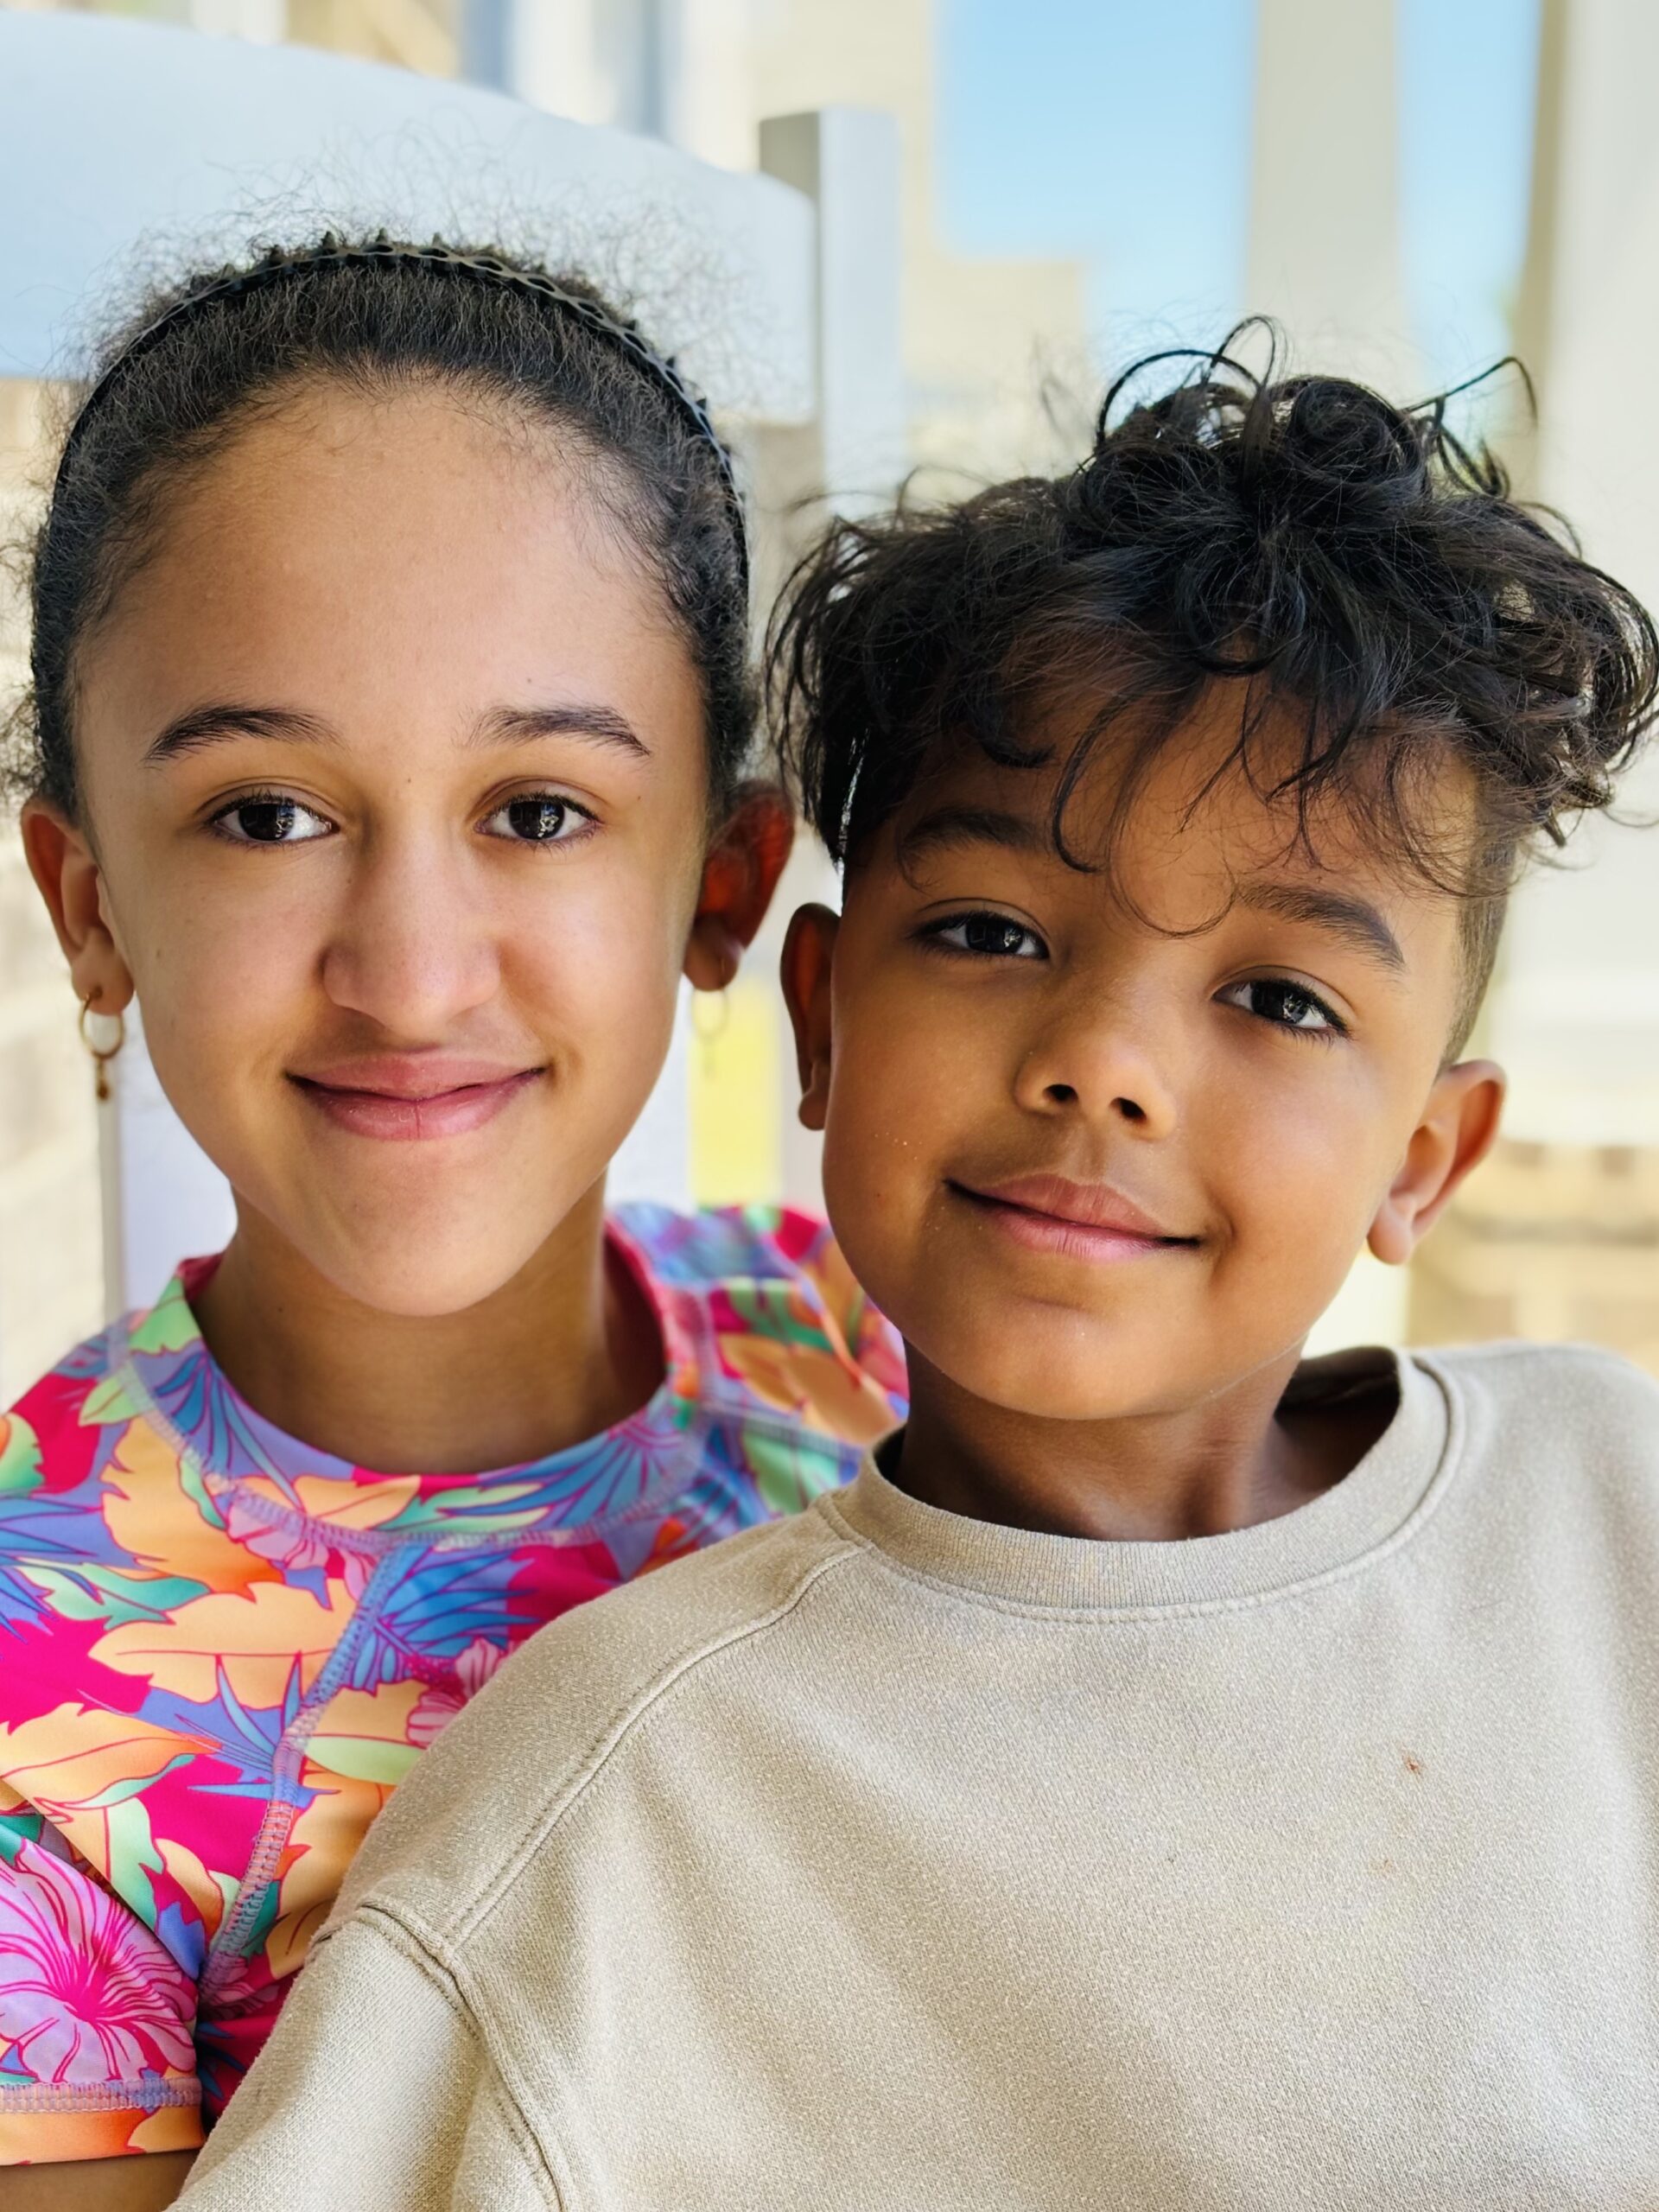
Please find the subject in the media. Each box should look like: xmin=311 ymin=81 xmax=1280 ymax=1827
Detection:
xmin=784 ymin=691 xmax=1504 ymax=1423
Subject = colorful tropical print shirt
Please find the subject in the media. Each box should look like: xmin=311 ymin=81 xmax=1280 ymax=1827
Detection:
xmin=0 ymin=1205 xmax=906 ymax=2165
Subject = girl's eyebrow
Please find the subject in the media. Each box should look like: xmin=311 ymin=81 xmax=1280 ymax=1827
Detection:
xmin=144 ymin=703 xmax=334 ymax=763
xmin=143 ymin=700 xmax=652 ymax=765
xmin=471 ymin=703 xmax=650 ymax=757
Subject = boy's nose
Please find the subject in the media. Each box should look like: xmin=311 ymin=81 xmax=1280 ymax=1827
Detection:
xmin=1011 ymin=994 xmax=1179 ymax=1139
xmin=318 ymin=834 xmax=500 ymax=1034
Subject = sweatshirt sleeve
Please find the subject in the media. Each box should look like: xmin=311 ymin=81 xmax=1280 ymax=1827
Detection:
xmin=177 ymin=1910 xmax=556 ymax=2212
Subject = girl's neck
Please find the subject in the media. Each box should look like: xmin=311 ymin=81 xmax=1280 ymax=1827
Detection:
xmin=892 ymin=1348 xmax=1397 ymax=1544
xmin=192 ymin=1185 xmax=664 ymax=1475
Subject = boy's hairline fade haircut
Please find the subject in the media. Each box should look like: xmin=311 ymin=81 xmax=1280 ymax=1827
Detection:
xmin=767 ymin=329 xmax=1659 ymax=1061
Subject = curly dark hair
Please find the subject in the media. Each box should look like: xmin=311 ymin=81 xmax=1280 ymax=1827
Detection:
xmin=769 ymin=335 xmax=1659 ymax=1052
xmin=10 ymin=232 xmax=754 ymax=823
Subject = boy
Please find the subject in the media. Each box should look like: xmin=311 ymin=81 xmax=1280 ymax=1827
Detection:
xmin=179 ymin=356 xmax=1659 ymax=2209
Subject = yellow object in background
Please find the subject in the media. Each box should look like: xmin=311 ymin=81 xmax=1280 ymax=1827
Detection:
xmin=690 ymin=979 xmax=785 ymax=1209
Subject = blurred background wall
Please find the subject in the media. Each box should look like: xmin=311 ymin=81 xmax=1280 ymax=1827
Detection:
xmin=0 ymin=0 xmax=1654 ymax=1389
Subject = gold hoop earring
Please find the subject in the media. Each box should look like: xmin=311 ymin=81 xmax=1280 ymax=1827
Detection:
xmin=78 ymin=995 xmax=125 ymax=1103
xmin=690 ymin=988 xmax=730 ymax=1067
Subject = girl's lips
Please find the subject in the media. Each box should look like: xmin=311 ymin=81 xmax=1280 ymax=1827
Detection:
xmin=291 ymin=1067 xmax=541 ymax=1142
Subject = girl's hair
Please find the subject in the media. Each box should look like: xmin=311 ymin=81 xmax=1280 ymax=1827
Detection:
xmin=12 ymin=233 xmax=755 ymax=820
xmin=769 ymin=334 xmax=1659 ymax=1052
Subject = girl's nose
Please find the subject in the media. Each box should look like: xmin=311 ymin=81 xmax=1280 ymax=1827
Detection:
xmin=1011 ymin=985 xmax=1180 ymax=1140
xmin=319 ymin=833 xmax=500 ymax=1035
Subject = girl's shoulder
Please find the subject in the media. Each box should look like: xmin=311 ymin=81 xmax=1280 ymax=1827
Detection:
xmin=613 ymin=1199 xmax=844 ymax=1290
xmin=610 ymin=1203 xmax=909 ymax=1439
xmin=1 ymin=1305 xmax=132 ymax=1499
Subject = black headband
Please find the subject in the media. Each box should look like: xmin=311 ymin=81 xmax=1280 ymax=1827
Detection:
xmin=53 ymin=237 xmax=749 ymax=598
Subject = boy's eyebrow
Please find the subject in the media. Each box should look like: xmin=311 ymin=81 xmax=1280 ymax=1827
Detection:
xmin=470 ymin=703 xmax=650 ymax=756
xmin=1236 ymin=881 xmax=1407 ymax=969
xmin=896 ymin=804 xmax=1051 ymax=863
xmin=144 ymin=704 xmax=336 ymax=763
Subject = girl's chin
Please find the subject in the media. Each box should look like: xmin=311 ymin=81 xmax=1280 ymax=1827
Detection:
xmin=287 ymin=1208 xmax=579 ymax=1321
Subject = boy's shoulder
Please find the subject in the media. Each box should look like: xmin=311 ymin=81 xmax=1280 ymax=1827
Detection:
xmin=322 ymin=1492 xmax=862 ymax=1942
xmin=1414 ymin=1337 xmax=1659 ymax=1510
xmin=1417 ymin=1336 xmax=1659 ymax=1427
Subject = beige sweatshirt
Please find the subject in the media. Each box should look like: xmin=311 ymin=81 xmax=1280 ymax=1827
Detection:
xmin=181 ymin=1343 xmax=1659 ymax=2211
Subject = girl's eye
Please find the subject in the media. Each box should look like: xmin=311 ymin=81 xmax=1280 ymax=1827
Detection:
xmin=480 ymin=795 xmax=590 ymax=844
xmin=1221 ymin=978 xmax=1345 ymax=1036
xmin=927 ymin=912 xmax=1048 ymax=961
xmin=212 ymin=796 xmax=333 ymax=846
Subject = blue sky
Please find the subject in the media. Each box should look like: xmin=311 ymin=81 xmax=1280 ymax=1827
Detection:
xmin=938 ymin=0 xmax=1541 ymax=394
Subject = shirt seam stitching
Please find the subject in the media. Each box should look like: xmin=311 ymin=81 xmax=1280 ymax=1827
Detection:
xmin=354 ymin=1901 xmax=569 ymax=2209
xmin=0 ymin=2080 xmax=200 ymax=2113
xmin=335 ymin=1541 xmax=860 ymax=1953
xmin=466 ymin=1542 xmax=857 ymax=1937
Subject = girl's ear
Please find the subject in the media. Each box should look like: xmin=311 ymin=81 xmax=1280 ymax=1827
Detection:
xmin=683 ymin=786 xmax=794 ymax=992
xmin=1367 ymin=1058 xmax=1506 ymax=1267
xmin=779 ymin=902 xmax=837 ymax=1133
xmin=20 ymin=799 xmax=136 ymax=1014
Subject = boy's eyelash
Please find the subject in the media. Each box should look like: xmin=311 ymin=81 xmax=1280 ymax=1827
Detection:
xmin=1225 ymin=976 xmax=1349 ymax=1039
xmin=918 ymin=911 xmax=1049 ymax=960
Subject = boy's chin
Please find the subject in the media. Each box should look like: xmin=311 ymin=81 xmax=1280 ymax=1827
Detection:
xmin=912 ymin=1313 xmax=1201 ymax=1426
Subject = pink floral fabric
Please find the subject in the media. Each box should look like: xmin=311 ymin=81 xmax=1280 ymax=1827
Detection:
xmin=0 ymin=1205 xmax=906 ymax=2163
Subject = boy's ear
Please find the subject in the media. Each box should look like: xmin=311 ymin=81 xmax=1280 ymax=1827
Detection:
xmin=779 ymin=902 xmax=838 ymax=1133
xmin=1367 ymin=1058 xmax=1506 ymax=1267
xmin=683 ymin=786 xmax=795 ymax=993
xmin=20 ymin=798 xmax=135 ymax=1014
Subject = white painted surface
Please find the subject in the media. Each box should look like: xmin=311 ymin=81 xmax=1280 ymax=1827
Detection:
xmin=760 ymin=107 xmax=906 ymax=510
xmin=1246 ymin=0 xmax=1420 ymax=391
xmin=0 ymin=10 xmax=815 ymax=423
xmin=99 ymin=1009 xmax=238 ymax=1318
xmin=1498 ymin=0 xmax=1659 ymax=1145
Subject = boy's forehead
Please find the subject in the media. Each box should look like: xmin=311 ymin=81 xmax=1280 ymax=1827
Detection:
xmin=885 ymin=739 xmax=1415 ymax=885
xmin=867 ymin=697 xmax=1477 ymax=968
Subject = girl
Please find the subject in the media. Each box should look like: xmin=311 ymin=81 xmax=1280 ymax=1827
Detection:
xmin=0 ymin=235 xmax=905 ymax=2206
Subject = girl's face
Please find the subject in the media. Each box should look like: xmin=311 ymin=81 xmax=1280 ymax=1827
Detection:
xmin=27 ymin=382 xmax=780 ymax=1316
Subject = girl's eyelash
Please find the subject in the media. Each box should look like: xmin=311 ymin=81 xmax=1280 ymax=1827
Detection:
xmin=478 ymin=791 xmax=598 ymax=845
xmin=206 ymin=789 xmax=333 ymax=845
xmin=202 ymin=789 xmax=601 ymax=849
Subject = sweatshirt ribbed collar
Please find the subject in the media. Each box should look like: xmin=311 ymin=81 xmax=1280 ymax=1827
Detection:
xmin=821 ymin=1350 xmax=1457 ymax=1614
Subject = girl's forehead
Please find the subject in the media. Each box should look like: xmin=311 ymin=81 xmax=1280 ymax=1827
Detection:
xmin=71 ymin=385 xmax=706 ymax=792
xmin=88 ymin=390 xmax=670 ymax=669
xmin=149 ymin=379 xmax=612 ymax=551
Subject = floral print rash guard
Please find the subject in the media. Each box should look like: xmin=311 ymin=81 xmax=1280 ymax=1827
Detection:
xmin=0 ymin=1205 xmax=906 ymax=2165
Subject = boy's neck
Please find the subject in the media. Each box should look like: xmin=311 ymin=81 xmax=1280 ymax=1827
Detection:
xmin=192 ymin=1188 xmax=664 ymax=1476
xmin=891 ymin=1348 xmax=1398 ymax=1543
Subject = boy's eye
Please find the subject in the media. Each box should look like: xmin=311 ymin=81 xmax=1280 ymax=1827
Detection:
xmin=1220 ymin=978 xmax=1344 ymax=1036
xmin=212 ymin=796 xmax=333 ymax=846
xmin=480 ymin=795 xmax=589 ymax=844
xmin=927 ymin=912 xmax=1048 ymax=961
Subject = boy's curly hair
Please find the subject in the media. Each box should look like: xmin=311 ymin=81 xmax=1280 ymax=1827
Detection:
xmin=768 ymin=334 xmax=1659 ymax=1050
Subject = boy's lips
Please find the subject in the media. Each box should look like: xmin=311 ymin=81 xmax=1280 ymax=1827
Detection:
xmin=951 ymin=1172 xmax=1197 ymax=1261
xmin=289 ymin=1056 xmax=543 ymax=1142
